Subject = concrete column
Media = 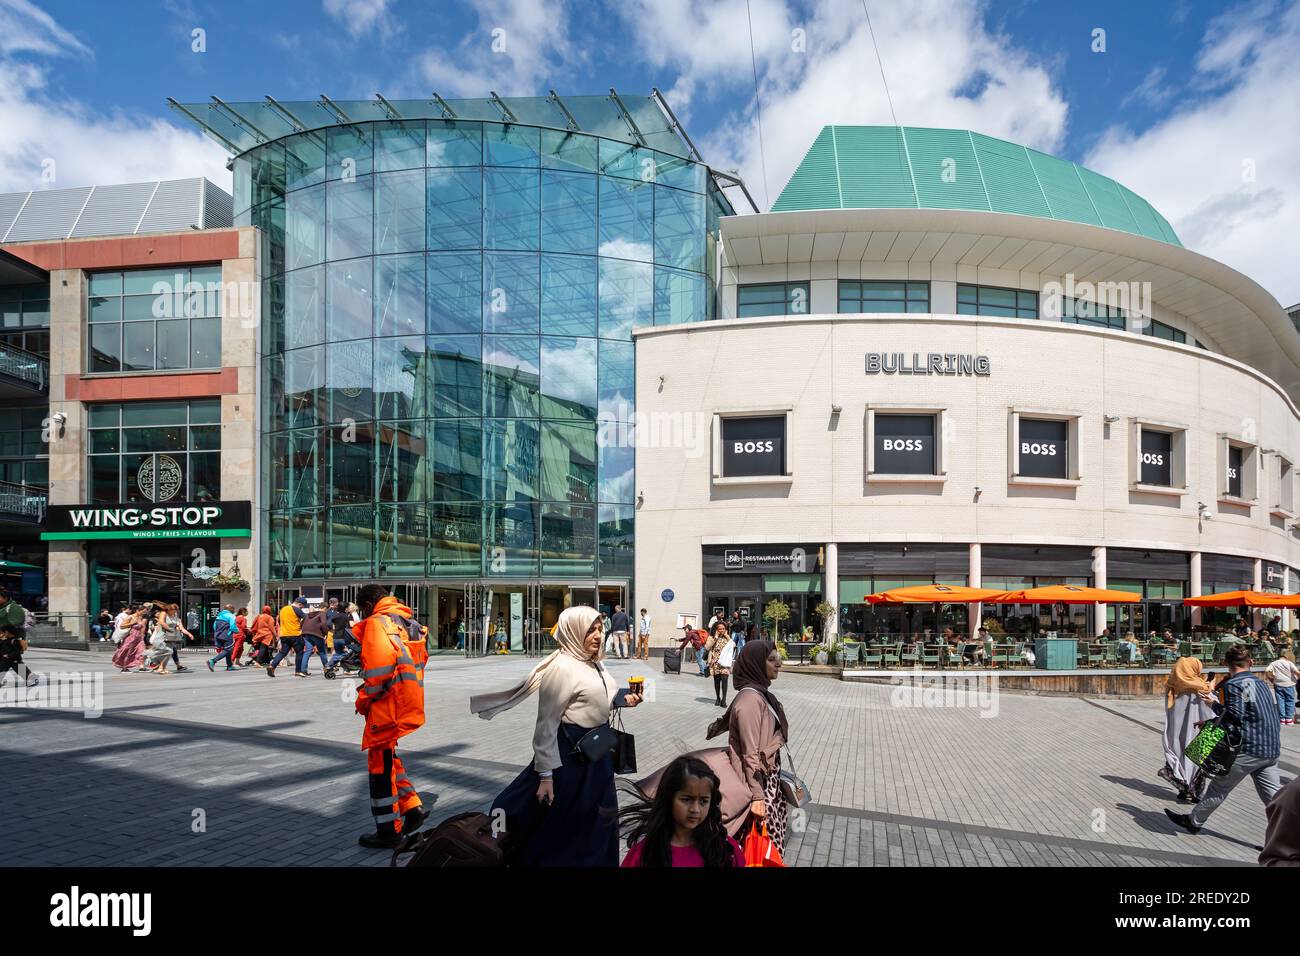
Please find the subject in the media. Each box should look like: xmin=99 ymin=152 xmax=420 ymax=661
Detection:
xmin=1189 ymin=551 xmax=1202 ymax=628
xmin=823 ymin=542 xmax=839 ymax=641
xmin=1253 ymin=558 xmax=1264 ymax=630
xmin=968 ymin=542 xmax=982 ymax=634
xmin=1092 ymin=546 xmax=1107 ymax=638
xmin=47 ymin=268 xmax=88 ymax=632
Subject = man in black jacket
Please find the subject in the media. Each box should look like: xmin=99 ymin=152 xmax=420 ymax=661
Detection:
xmin=1167 ymin=644 xmax=1282 ymax=834
xmin=609 ymin=605 xmax=630 ymax=660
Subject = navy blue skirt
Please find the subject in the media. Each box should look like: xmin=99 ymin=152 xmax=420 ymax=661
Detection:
xmin=491 ymin=723 xmax=619 ymax=867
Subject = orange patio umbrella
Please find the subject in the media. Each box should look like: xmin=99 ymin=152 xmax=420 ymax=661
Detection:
xmin=866 ymin=584 xmax=1008 ymax=604
xmin=1183 ymin=590 xmax=1300 ymax=608
xmin=989 ymin=585 xmax=1142 ymax=604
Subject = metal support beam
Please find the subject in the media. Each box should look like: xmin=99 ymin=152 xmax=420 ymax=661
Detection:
xmin=430 ymin=92 xmax=457 ymax=119
xmin=211 ymin=96 xmax=270 ymax=145
xmin=607 ymin=87 xmax=645 ymax=145
xmin=165 ymin=98 xmax=241 ymax=154
xmin=264 ymin=95 xmax=307 ymax=132
xmin=375 ymin=93 xmax=402 ymax=120
xmin=548 ymin=90 xmax=580 ymax=131
xmin=319 ymin=94 xmax=351 ymax=123
xmin=710 ymin=168 xmax=761 ymax=214
xmin=650 ymin=87 xmax=703 ymax=163
xmin=489 ymin=92 xmax=517 ymax=123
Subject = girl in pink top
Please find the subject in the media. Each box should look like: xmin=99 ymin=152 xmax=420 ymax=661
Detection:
xmin=620 ymin=755 xmax=746 ymax=867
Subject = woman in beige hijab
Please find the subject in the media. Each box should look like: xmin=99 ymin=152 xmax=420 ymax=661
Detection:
xmin=470 ymin=605 xmax=642 ymax=866
xmin=1159 ymin=657 xmax=1220 ymax=802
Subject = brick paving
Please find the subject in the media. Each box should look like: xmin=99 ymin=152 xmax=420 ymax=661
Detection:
xmin=2 ymin=648 xmax=1292 ymax=866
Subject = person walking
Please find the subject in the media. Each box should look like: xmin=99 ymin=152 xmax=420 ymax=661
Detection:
xmin=1259 ymin=775 xmax=1300 ymax=866
xmin=635 ymin=641 xmax=791 ymax=856
xmin=730 ymin=612 xmax=746 ymax=652
xmin=1158 ymin=657 xmax=1220 ymax=802
xmin=353 ymin=584 xmax=430 ymax=849
xmin=0 ymin=624 xmax=38 ymax=687
xmin=249 ymin=605 xmax=277 ymax=666
xmin=1264 ymin=653 xmax=1299 ymax=725
xmin=155 ymin=603 xmax=193 ymax=672
xmin=705 ymin=622 xmax=735 ymax=707
xmin=231 ymin=607 xmax=252 ymax=666
xmin=677 ymin=625 xmax=708 ymax=676
xmin=636 ymin=608 xmax=652 ymax=661
xmin=470 ymin=606 xmax=642 ymax=866
xmin=268 ymin=597 xmax=307 ymax=677
xmin=619 ymin=755 xmax=746 ymax=867
xmin=300 ymin=604 xmax=331 ymax=675
xmin=0 ymin=590 xmax=28 ymax=643
xmin=141 ymin=611 xmax=174 ymax=675
xmin=111 ymin=607 xmax=149 ymax=673
xmin=1166 ymin=644 xmax=1283 ymax=834
xmin=609 ymin=605 xmax=630 ymax=660
xmin=206 ymin=604 xmax=240 ymax=671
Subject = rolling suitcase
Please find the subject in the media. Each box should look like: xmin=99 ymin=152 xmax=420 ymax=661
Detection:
xmin=663 ymin=648 xmax=682 ymax=674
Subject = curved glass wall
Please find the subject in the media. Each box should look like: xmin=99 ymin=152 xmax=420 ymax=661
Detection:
xmin=237 ymin=119 xmax=728 ymax=584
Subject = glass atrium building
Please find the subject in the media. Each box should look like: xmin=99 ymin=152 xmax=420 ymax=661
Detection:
xmin=178 ymin=94 xmax=734 ymax=646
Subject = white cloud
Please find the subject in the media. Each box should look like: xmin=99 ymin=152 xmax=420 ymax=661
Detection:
xmin=621 ymin=0 xmax=1069 ymax=210
xmin=0 ymin=3 xmax=228 ymax=195
xmin=414 ymin=0 xmax=576 ymax=97
xmin=322 ymin=0 xmax=393 ymax=38
xmin=1086 ymin=0 xmax=1300 ymax=305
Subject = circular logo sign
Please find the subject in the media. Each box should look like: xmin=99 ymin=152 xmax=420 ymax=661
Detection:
xmin=661 ymin=589 xmax=674 ymax=603
xmin=138 ymin=454 xmax=183 ymax=502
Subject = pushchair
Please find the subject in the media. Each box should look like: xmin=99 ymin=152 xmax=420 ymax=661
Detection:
xmin=323 ymin=636 xmax=362 ymax=680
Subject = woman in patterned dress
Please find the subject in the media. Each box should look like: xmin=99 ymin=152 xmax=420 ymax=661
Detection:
xmin=705 ymin=621 xmax=734 ymax=707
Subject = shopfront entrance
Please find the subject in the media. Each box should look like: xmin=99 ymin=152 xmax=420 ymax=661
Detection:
xmin=89 ymin=538 xmax=222 ymax=640
xmin=261 ymin=579 xmax=626 ymax=656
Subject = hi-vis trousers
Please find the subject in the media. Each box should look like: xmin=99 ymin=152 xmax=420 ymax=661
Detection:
xmin=367 ymin=746 xmax=422 ymax=835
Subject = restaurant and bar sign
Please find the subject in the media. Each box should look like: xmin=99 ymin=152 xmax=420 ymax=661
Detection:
xmin=41 ymin=501 xmax=252 ymax=540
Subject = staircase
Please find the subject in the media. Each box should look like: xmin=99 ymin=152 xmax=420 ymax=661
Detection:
xmin=25 ymin=614 xmax=87 ymax=651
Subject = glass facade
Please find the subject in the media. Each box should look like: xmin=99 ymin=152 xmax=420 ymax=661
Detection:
xmin=87 ymin=399 xmax=222 ymax=503
xmin=86 ymin=267 xmax=223 ymax=373
xmin=957 ymin=283 xmax=1038 ymax=319
xmin=240 ymin=119 xmax=728 ymax=585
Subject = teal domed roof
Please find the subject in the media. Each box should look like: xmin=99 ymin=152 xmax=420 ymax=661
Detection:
xmin=771 ymin=126 xmax=1180 ymax=246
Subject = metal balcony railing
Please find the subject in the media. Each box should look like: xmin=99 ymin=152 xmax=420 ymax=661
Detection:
xmin=0 ymin=342 xmax=48 ymax=391
xmin=0 ymin=479 xmax=47 ymax=520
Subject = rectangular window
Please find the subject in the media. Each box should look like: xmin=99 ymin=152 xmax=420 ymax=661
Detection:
xmin=737 ymin=282 xmax=809 ymax=318
xmin=839 ymin=280 xmax=929 ymax=314
xmin=1018 ymin=418 xmax=1070 ymax=479
xmin=84 ymin=266 xmax=223 ymax=373
xmin=1279 ymin=457 xmax=1295 ymax=514
xmin=873 ymin=414 xmax=937 ymax=475
xmin=720 ymin=415 xmax=786 ymax=477
xmin=957 ymin=283 xmax=1037 ymax=319
xmin=1140 ymin=429 xmax=1173 ymax=486
xmin=1143 ymin=319 xmax=1187 ymax=343
xmin=1226 ymin=445 xmax=1244 ymax=498
xmin=1055 ymin=296 xmax=1126 ymax=330
xmin=86 ymin=399 xmax=222 ymax=503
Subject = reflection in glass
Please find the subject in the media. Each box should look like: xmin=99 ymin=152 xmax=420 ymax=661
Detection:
xmin=541 ymin=255 xmax=597 ymax=335
xmin=483 ymin=252 xmax=539 ymax=334
xmin=598 ymin=258 xmax=652 ymax=339
xmin=483 ymin=334 xmax=540 ymax=417
xmin=483 ymin=418 xmax=540 ymax=501
xmin=540 ymin=336 xmax=597 ymax=420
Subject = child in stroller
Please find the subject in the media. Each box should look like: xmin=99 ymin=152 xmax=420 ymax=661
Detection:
xmin=323 ymin=632 xmax=362 ymax=679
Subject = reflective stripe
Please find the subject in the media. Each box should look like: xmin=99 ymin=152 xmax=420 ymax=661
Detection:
xmin=361 ymin=665 xmax=395 ymax=679
xmin=363 ymin=682 xmax=386 ymax=696
xmin=370 ymin=796 xmax=398 ymax=808
xmin=372 ymin=811 xmax=400 ymax=823
xmin=397 ymin=784 xmax=416 ymax=796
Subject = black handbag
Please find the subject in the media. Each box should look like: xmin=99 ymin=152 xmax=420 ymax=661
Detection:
xmin=611 ymin=710 xmax=637 ymax=774
xmin=567 ymin=723 xmax=620 ymax=763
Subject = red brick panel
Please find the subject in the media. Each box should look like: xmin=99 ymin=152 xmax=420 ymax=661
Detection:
xmin=3 ymin=230 xmax=241 ymax=271
xmin=66 ymin=368 xmax=237 ymax=403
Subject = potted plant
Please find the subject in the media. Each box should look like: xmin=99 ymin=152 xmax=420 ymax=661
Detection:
xmin=813 ymin=600 xmax=837 ymax=641
xmin=763 ymin=598 xmax=791 ymax=643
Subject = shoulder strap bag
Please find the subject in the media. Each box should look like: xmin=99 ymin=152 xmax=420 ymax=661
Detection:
xmin=560 ymin=666 xmax=637 ymax=772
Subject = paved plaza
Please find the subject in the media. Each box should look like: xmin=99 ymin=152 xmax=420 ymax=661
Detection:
xmin=3 ymin=647 xmax=1296 ymax=867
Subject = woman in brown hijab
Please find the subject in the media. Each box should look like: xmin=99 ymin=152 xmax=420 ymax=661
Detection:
xmin=634 ymin=640 xmax=793 ymax=855
xmin=1159 ymin=657 xmax=1220 ymax=802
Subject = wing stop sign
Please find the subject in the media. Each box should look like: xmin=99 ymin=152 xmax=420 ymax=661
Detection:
xmin=42 ymin=501 xmax=252 ymax=540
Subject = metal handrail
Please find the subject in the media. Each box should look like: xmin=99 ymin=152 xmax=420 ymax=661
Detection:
xmin=0 ymin=479 xmax=46 ymax=519
xmin=0 ymin=342 xmax=48 ymax=390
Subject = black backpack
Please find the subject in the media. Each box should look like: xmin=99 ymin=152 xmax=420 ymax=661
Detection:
xmin=390 ymin=812 xmax=505 ymax=868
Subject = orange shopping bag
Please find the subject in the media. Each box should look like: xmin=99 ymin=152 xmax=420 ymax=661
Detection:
xmin=743 ymin=821 xmax=786 ymax=868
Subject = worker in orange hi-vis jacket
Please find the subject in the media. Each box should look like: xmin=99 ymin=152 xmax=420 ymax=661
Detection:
xmin=353 ymin=583 xmax=431 ymax=849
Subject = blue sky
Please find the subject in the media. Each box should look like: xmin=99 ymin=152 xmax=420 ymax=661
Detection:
xmin=3 ymin=0 xmax=1298 ymax=302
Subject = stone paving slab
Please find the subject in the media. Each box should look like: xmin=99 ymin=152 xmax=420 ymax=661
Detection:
xmin=0 ymin=648 xmax=1289 ymax=866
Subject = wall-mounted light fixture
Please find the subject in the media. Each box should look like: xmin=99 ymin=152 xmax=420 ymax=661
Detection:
xmin=1103 ymin=415 xmax=1120 ymax=424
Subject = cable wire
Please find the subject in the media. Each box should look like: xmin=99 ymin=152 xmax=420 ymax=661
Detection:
xmin=746 ymin=0 xmax=771 ymax=210
xmin=861 ymin=0 xmax=901 ymax=129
